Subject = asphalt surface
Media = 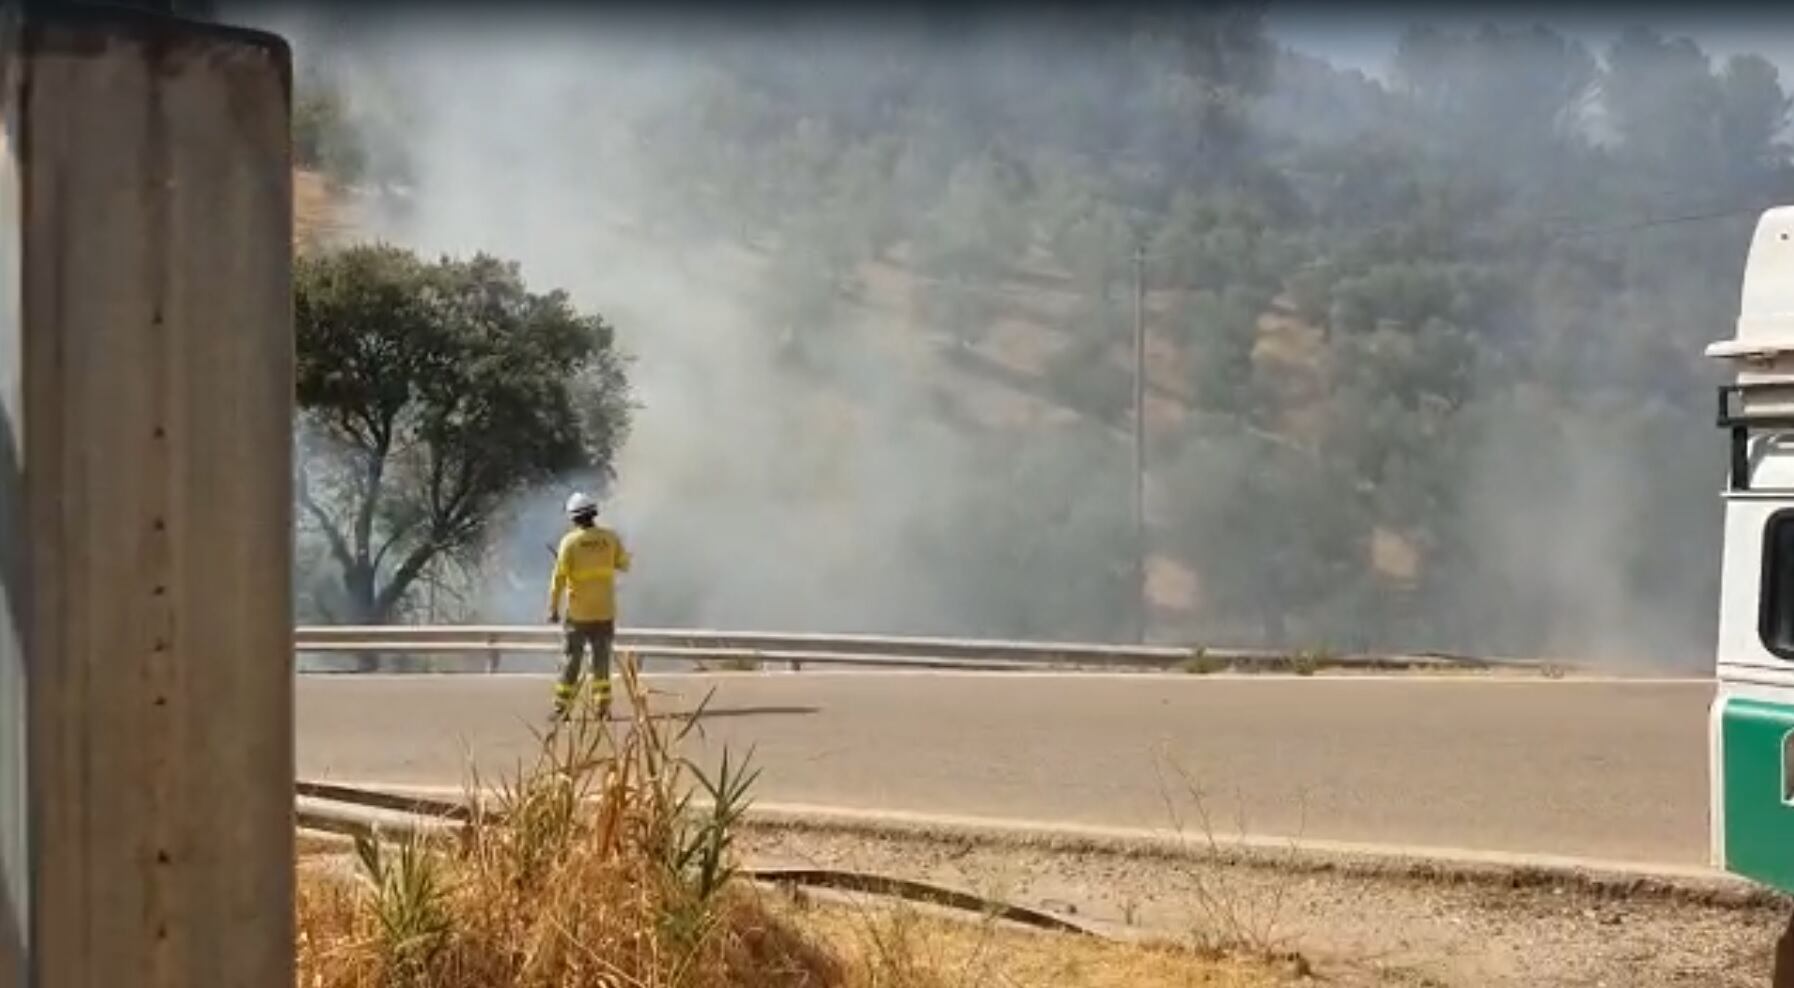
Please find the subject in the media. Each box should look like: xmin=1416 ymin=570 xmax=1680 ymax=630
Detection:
xmin=296 ymin=672 xmax=1714 ymax=866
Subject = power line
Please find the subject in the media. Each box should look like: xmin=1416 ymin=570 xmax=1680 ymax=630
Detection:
xmin=1538 ymin=201 xmax=1773 ymax=241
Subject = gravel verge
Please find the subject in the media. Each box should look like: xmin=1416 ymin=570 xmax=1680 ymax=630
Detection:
xmin=740 ymin=822 xmax=1790 ymax=987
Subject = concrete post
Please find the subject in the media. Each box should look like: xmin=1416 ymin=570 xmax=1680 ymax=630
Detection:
xmin=0 ymin=6 xmax=292 ymax=987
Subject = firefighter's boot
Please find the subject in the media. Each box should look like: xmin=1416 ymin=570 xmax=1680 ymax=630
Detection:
xmin=550 ymin=681 xmax=576 ymax=724
xmin=592 ymin=677 xmax=613 ymax=721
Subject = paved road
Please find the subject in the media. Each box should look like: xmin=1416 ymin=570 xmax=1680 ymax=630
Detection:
xmin=297 ymin=672 xmax=1713 ymax=866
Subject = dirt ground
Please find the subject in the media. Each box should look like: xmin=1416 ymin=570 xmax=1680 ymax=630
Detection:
xmin=783 ymin=898 xmax=1298 ymax=988
xmin=742 ymin=825 xmax=1788 ymax=987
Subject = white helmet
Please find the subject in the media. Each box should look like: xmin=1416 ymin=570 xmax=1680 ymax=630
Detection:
xmin=565 ymin=492 xmax=597 ymax=518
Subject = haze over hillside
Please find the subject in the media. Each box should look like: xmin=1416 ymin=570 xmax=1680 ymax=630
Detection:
xmin=262 ymin=4 xmax=1786 ymax=669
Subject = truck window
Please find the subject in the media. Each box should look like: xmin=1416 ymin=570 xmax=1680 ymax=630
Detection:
xmin=1763 ymin=509 xmax=1794 ymax=658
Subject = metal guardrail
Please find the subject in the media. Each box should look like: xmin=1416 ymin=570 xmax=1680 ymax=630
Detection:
xmin=293 ymin=625 xmax=1543 ymax=673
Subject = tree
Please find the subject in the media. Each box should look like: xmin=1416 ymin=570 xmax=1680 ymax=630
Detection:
xmin=293 ymin=82 xmax=368 ymax=185
xmin=1042 ymin=297 xmax=1133 ymax=427
xmin=1718 ymin=54 xmax=1793 ymax=186
xmin=917 ymin=277 xmax=998 ymax=348
xmin=1045 ymin=186 xmax=1136 ymax=299
xmin=1180 ymin=286 xmax=1260 ymax=416
xmin=1124 ymin=6 xmax=1275 ymax=173
xmin=1255 ymin=49 xmax=1394 ymax=147
xmin=294 ymin=245 xmax=631 ymax=649
xmin=1602 ymin=27 xmax=1723 ymax=180
xmin=1392 ymin=23 xmax=1596 ymax=168
xmin=1168 ymin=430 xmax=1363 ymax=647
xmin=291 ymin=54 xmax=417 ymax=192
xmin=758 ymin=219 xmax=862 ymax=369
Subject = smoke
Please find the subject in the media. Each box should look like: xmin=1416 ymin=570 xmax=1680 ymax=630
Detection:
xmin=260 ymin=8 xmax=1134 ymax=644
xmin=1441 ymin=386 xmax=1721 ymax=668
xmin=257 ymin=5 xmax=1740 ymax=667
xmin=1247 ymin=27 xmax=1737 ymax=669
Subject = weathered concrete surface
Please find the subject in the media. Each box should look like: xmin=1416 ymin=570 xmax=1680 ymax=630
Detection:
xmin=3 ymin=9 xmax=292 ymax=988
xmin=298 ymin=672 xmax=1713 ymax=867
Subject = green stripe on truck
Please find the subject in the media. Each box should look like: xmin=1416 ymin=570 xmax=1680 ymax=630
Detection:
xmin=1722 ymin=697 xmax=1794 ymax=891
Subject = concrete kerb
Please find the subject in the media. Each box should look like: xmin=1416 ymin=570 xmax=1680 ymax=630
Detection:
xmin=308 ymin=780 xmax=1779 ymax=910
xmin=733 ymin=803 xmax=1784 ymax=911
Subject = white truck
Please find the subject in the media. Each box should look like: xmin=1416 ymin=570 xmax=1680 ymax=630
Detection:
xmin=1708 ymin=207 xmax=1794 ymax=981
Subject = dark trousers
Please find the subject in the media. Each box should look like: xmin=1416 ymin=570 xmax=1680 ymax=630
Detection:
xmin=557 ymin=620 xmax=615 ymax=701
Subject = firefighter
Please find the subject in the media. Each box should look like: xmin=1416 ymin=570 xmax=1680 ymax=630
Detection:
xmin=547 ymin=491 xmax=631 ymax=720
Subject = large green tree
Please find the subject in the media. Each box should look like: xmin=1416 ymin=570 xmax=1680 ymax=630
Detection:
xmin=294 ymin=244 xmax=631 ymax=635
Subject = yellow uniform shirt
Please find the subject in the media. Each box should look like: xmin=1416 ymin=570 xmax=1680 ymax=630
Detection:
xmin=549 ymin=525 xmax=632 ymax=623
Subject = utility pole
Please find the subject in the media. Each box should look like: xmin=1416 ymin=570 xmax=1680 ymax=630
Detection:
xmin=1131 ymin=242 xmax=1147 ymax=645
xmin=1 ymin=6 xmax=293 ymax=987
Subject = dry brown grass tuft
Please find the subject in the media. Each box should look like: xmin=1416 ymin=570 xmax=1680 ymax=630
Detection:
xmin=296 ymin=660 xmax=842 ymax=988
xmin=789 ymin=901 xmax=1288 ymax=988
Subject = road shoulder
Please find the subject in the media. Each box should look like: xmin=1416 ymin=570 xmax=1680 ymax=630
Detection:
xmin=740 ymin=820 xmax=1787 ymax=987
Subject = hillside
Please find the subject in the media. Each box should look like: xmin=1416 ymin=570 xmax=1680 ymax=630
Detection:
xmin=290 ymin=166 xmax=1438 ymax=637
xmin=278 ymin=13 xmax=1769 ymax=664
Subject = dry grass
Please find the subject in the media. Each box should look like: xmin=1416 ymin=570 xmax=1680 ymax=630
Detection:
xmin=1179 ymin=651 xmax=1231 ymax=675
xmin=296 ymin=662 xmax=843 ymax=987
xmin=791 ymin=901 xmax=1289 ymax=988
xmin=295 ymin=659 xmax=1296 ymax=987
xmin=1150 ymin=755 xmax=1313 ymax=967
